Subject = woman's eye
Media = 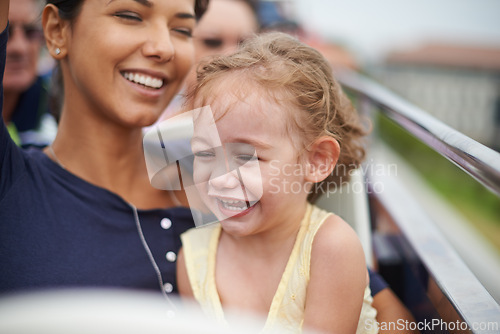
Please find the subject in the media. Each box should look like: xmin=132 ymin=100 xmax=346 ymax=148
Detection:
xmin=174 ymin=28 xmax=193 ymax=38
xmin=114 ymin=11 xmax=142 ymax=22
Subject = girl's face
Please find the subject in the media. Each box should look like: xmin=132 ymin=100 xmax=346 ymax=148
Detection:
xmin=62 ymin=0 xmax=196 ymax=127
xmin=191 ymin=85 xmax=311 ymax=237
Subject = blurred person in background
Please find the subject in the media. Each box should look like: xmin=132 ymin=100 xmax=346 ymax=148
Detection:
xmin=156 ymin=0 xmax=260 ymax=121
xmin=3 ymin=0 xmax=56 ymax=148
xmin=192 ymin=0 xmax=259 ymax=71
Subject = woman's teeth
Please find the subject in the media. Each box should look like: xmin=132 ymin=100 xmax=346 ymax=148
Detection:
xmin=122 ymin=72 xmax=163 ymax=89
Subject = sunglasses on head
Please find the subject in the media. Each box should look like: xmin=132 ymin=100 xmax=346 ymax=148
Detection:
xmin=8 ymin=23 xmax=43 ymax=41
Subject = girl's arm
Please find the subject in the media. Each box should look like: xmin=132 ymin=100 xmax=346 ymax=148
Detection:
xmin=0 ymin=0 xmax=8 ymax=32
xmin=303 ymin=215 xmax=367 ymax=334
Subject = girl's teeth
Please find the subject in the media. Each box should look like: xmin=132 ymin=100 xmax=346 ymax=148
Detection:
xmin=123 ymin=72 xmax=163 ymax=89
xmin=219 ymin=199 xmax=247 ymax=211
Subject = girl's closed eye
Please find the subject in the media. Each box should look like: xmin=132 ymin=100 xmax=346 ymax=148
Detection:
xmin=194 ymin=150 xmax=215 ymax=158
xmin=235 ymin=154 xmax=258 ymax=163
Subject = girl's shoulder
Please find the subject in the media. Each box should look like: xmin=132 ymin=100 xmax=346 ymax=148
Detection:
xmin=311 ymin=212 xmax=366 ymax=269
xmin=304 ymin=210 xmax=368 ymax=332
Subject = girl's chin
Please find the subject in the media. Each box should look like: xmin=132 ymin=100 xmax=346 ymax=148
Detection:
xmin=219 ymin=220 xmax=251 ymax=237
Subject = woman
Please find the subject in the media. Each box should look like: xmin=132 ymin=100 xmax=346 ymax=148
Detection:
xmin=0 ymin=0 xmax=208 ymax=297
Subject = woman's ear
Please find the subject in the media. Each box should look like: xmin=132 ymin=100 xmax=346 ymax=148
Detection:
xmin=305 ymin=136 xmax=340 ymax=183
xmin=42 ymin=4 xmax=70 ymax=59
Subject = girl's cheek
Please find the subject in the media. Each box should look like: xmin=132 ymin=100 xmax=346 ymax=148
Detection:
xmin=239 ymin=172 xmax=264 ymax=201
xmin=193 ymin=163 xmax=211 ymax=184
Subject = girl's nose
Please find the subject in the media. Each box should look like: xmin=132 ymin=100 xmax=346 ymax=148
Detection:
xmin=209 ymin=169 xmax=241 ymax=190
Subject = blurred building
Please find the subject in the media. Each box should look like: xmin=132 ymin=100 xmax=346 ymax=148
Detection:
xmin=370 ymin=43 xmax=500 ymax=150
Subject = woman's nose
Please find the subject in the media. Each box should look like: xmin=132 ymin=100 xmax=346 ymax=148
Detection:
xmin=142 ymin=25 xmax=175 ymax=62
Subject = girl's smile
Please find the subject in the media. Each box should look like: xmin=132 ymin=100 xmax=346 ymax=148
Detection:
xmin=215 ymin=196 xmax=257 ymax=219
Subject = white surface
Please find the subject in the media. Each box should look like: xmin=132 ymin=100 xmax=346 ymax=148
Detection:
xmin=0 ymin=289 xmax=287 ymax=334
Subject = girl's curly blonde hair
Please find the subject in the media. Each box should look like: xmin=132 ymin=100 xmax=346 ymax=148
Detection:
xmin=185 ymin=32 xmax=367 ymax=203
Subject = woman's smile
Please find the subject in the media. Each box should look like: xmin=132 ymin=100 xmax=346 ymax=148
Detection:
xmin=121 ymin=71 xmax=164 ymax=89
xmin=120 ymin=68 xmax=169 ymax=98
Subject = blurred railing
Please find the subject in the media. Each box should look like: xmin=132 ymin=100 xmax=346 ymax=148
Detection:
xmin=337 ymin=69 xmax=500 ymax=197
xmin=335 ymin=68 xmax=500 ymax=334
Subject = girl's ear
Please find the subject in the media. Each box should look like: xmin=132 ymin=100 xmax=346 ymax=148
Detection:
xmin=42 ymin=4 xmax=70 ymax=59
xmin=305 ymin=136 xmax=340 ymax=183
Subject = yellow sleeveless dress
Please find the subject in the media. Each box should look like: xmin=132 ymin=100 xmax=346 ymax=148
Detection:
xmin=180 ymin=204 xmax=379 ymax=333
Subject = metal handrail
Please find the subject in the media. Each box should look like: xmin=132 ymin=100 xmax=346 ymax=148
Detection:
xmin=368 ymin=164 xmax=500 ymax=333
xmin=335 ymin=68 xmax=500 ymax=197
xmin=335 ymin=69 xmax=500 ymax=332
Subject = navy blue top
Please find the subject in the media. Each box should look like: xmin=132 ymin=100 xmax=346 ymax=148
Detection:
xmin=0 ymin=26 xmax=195 ymax=295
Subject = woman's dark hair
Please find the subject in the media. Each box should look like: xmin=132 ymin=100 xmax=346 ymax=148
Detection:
xmin=46 ymin=0 xmax=209 ymax=21
xmin=195 ymin=0 xmax=210 ymax=20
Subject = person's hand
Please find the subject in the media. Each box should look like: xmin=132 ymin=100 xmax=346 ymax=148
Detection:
xmin=0 ymin=0 xmax=9 ymax=32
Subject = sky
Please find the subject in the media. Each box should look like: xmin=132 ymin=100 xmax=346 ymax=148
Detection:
xmin=291 ymin=0 xmax=500 ymax=63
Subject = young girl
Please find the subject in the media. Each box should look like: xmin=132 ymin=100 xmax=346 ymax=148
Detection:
xmin=176 ymin=32 xmax=378 ymax=333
